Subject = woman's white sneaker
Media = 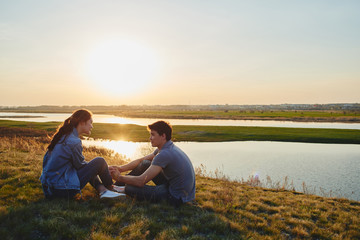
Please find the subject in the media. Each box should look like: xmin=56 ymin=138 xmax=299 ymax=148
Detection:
xmin=100 ymin=190 xmax=126 ymax=199
xmin=112 ymin=185 xmax=125 ymax=193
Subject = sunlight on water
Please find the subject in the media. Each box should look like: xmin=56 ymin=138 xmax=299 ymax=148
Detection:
xmin=82 ymin=139 xmax=153 ymax=159
xmin=95 ymin=116 xmax=138 ymax=125
xmin=81 ymin=139 xmax=360 ymax=200
xmin=1 ymin=112 xmax=360 ymax=129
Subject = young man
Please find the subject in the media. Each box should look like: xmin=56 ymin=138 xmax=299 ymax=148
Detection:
xmin=109 ymin=121 xmax=195 ymax=206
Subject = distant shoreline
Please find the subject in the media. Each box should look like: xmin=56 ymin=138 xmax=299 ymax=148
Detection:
xmin=113 ymin=114 xmax=360 ymax=123
xmin=1 ymin=109 xmax=360 ymax=123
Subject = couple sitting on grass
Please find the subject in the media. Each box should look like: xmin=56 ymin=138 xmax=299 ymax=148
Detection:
xmin=40 ymin=109 xmax=196 ymax=207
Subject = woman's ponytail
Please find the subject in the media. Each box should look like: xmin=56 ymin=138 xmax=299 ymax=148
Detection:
xmin=47 ymin=109 xmax=92 ymax=151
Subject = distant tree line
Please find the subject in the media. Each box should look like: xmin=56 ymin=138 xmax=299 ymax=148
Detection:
xmin=1 ymin=103 xmax=360 ymax=113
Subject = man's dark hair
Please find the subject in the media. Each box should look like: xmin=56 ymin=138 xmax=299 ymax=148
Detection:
xmin=147 ymin=121 xmax=172 ymax=141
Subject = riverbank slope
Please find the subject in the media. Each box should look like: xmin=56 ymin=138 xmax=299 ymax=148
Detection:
xmin=0 ymin=136 xmax=359 ymax=239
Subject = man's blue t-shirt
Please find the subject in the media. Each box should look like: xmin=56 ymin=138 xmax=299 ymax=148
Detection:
xmin=152 ymin=141 xmax=196 ymax=202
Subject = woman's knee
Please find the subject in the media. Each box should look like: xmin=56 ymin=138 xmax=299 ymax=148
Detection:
xmin=87 ymin=157 xmax=109 ymax=173
xmin=90 ymin=157 xmax=107 ymax=167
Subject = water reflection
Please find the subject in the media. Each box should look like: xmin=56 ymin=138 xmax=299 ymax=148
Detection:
xmin=82 ymin=139 xmax=152 ymax=159
xmin=82 ymin=139 xmax=360 ymax=201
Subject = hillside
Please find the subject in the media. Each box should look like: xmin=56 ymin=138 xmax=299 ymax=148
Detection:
xmin=0 ymin=135 xmax=359 ymax=239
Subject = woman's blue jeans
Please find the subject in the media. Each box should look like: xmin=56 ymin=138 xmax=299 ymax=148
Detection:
xmin=48 ymin=157 xmax=113 ymax=199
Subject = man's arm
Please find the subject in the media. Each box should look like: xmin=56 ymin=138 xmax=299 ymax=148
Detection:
xmin=110 ymin=164 xmax=162 ymax=187
xmin=109 ymin=153 xmax=155 ymax=173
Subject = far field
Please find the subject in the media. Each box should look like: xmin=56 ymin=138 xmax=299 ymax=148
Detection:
xmin=113 ymin=110 xmax=360 ymax=122
xmin=1 ymin=105 xmax=360 ymax=122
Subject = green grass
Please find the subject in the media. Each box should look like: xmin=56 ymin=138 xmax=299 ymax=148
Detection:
xmin=172 ymin=125 xmax=360 ymax=144
xmin=1 ymin=136 xmax=359 ymax=239
xmin=1 ymin=119 xmax=360 ymax=144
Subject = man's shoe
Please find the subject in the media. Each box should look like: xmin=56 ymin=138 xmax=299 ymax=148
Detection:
xmin=100 ymin=190 xmax=126 ymax=199
xmin=112 ymin=185 xmax=125 ymax=193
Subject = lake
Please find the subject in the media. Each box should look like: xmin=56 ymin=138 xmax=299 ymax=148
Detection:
xmin=2 ymin=111 xmax=359 ymax=200
xmin=1 ymin=112 xmax=360 ymax=129
xmin=82 ymin=139 xmax=360 ymax=201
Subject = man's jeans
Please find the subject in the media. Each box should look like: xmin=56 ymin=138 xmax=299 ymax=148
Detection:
xmin=47 ymin=157 xmax=113 ymax=199
xmin=118 ymin=160 xmax=182 ymax=206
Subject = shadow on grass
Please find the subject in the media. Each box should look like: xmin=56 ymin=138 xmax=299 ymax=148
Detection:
xmin=0 ymin=188 xmax=243 ymax=240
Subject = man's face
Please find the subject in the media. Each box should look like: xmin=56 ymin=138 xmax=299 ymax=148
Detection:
xmin=149 ymin=130 xmax=165 ymax=148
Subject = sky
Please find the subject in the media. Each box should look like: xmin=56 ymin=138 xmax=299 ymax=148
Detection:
xmin=1 ymin=1 xmax=359 ymax=106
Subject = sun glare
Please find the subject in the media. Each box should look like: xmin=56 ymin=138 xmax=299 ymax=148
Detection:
xmin=85 ymin=39 xmax=158 ymax=96
xmin=82 ymin=139 xmax=152 ymax=160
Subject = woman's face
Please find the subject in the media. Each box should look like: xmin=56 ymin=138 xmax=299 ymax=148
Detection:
xmin=78 ymin=118 xmax=93 ymax=135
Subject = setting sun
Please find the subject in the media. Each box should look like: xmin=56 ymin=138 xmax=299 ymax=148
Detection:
xmin=85 ymin=39 xmax=159 ymax=96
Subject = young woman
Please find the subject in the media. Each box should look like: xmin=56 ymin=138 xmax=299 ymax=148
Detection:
xmin=40 ymin=109 xmax=124 ymax=200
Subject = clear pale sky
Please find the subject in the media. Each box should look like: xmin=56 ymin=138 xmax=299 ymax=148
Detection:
xmin=1 ymin=1 xmax=359 ymax=106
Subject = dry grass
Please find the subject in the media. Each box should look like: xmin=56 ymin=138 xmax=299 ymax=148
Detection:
xmin=1 ymin=135 xmax=360 ymax=239
xmin=195 ymin=176 xmax=360 ymax=239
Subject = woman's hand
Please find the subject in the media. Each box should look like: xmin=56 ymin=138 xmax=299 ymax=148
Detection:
xmin=109 ymin=168 xmax=122 ymax=182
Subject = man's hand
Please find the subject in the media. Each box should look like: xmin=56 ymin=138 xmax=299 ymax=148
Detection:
xmin=109 ymin=165 xmax=123 ymax=172
xmin=109 ymin=168 xmax=122 ymax=182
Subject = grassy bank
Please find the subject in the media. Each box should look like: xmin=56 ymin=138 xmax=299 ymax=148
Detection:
xmin=1 ymin=120 xmax=360 ymax=144
xmin=0 ymin=136 xmax=359 ymax=239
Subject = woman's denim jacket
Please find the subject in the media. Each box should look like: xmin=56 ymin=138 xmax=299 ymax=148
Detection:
xmin=40 ymin=128 xmax=87 ymax=196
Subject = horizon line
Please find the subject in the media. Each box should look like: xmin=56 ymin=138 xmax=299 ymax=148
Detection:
xmin=1 ymin=103 xmax=360 ymax=108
